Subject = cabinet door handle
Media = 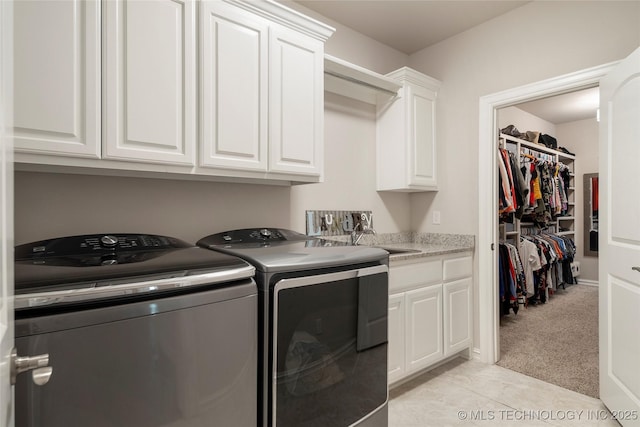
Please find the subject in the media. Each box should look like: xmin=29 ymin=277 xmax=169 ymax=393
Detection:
xmin=633 ymin=267 xmax=640 ymax=273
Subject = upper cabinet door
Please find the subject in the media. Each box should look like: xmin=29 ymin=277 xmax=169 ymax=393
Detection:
xmin=13 ymin=0 xmax=100 ymax=158
xmin=269 ymin=27 xmax=324 ymax=177
xmin=200 ymin=1 xmax=268 ymax=171
xmin=407 ymin=83 xmax=437 ymax=189
xmin=377 ymin=68 xmax=440 ymax=192
xmin=103 ymin=0 xmax=196 ymax=166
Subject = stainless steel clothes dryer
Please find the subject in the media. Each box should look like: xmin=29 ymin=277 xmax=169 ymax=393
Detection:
xmin=14 ymin=233 xmax=258 ymax=427
xmin=197 ymin=228 xmax=390 ymax=427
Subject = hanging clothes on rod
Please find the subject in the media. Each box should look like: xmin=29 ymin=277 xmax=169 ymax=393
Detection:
xmin=520 ymin=232 xmax=577 ymax=304
xmin=498 ymin=241 xmax=526 ymax=316
xmin=517 ymin=150 xmax=572 ymax=227
xmin=498 ymin=148 xmax=529 ymax=221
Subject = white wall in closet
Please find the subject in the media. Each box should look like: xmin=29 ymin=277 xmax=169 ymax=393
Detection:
xmin=498 ymin=107 xmax=555 ymax=137
xmin=556 ymin=118 xmax=599 ymax=283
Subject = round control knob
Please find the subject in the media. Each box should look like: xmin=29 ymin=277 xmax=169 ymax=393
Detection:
xmin=100 ymin=235 xmax=118 ymax=248
xmin=259 ymin=228 xmax=272 ymax=238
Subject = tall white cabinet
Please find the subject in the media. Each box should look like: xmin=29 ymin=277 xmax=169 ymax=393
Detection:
xmin=13 ymin=0 xmax=334 ymax=184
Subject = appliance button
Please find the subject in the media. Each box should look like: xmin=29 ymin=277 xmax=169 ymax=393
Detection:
xmin=259 ymin=228 xmax=272 ymax=238
xmin=100 ymin=235 xmax=119 ymax=248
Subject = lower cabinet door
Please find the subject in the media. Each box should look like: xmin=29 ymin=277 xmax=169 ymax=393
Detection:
xmin=405 ymin=284 xmax=443 ymax=373
xmin=388 ymin=293 xmax=406 ymax=383
xmin=443 ymin=277 xmax=472 ymax=356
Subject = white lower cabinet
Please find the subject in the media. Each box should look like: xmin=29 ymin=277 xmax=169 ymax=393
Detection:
xmin=387 ymin=293 xmax=406 ymax=382
xmin=388 ymin=252 xmax=472 ymax=386
xmin=405 ymin=284 xmax=443 ymax=373
xmin=443 ymin=277 xmax=472 ymax=356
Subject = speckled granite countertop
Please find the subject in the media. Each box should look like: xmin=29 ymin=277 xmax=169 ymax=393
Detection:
xmin=326 ymin=232 xmax=474 ymax=262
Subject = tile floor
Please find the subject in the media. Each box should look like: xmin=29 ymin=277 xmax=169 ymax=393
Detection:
xmin=388 ymin=357 xmax=619 ymax=427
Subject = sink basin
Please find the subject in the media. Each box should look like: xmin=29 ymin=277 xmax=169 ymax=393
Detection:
xmin=372 ymin=246 xmax=422 ymax=255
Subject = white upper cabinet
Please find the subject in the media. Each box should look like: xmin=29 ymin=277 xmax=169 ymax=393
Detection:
xmin=200 ymin=0 xmax=331 ymax=180
xmin=103 ymin=0 xmax=196 ymax=165
xmin=268 ymin=26 xmax=324 ymax=176
xmin=377 ymin=67 xmax=441 ymax=192
xmin=14 ymin=0 xmax=334 ymax=184
xmin=13 ymin=0 xmax=100 ymax=158
xmin=200 ymin=1 xmax=268 ymax=171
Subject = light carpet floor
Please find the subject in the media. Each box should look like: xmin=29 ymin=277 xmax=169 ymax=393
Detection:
xmin=497 ymin=284 xmax=599 ymax=398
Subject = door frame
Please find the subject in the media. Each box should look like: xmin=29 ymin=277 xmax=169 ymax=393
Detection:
xmin=0 ymin=0 xmax=12 ymax=423
xmin=477 ymin=61 xmax=618 ymax=364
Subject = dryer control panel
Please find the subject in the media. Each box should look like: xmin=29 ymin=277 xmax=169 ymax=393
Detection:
xmin=198 ymin=228 xmax=310 ymax=246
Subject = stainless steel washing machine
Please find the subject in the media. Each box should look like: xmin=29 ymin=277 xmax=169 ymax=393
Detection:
xmin=197 ymin=228 xmax=389 ymax=427
xmin=14 ymin=233 xmax=258 ymax=427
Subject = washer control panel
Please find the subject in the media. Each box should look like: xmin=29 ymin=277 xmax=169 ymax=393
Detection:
xmin=15 ymin=234 xmax=191 ymax=259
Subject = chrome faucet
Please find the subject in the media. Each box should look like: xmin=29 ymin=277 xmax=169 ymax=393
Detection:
xmin=351 ymin=223 xmax=376 ymax=245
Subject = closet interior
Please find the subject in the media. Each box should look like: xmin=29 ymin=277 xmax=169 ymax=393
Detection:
xmin=498 ymin=129 xmax=578 ymax=316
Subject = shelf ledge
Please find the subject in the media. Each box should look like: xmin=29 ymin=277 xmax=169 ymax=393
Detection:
xmin=324 ymin=54 xmax=401 ymax=105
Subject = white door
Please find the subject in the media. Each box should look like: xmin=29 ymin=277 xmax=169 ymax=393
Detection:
xmin=0 ymin=0 xmax=14 ymax=424
xmin=599 ymin=46 xmax=640 ymax=426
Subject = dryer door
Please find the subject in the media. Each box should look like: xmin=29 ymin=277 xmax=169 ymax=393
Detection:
xmin=273 ymin=265 xmax=388 ymax=426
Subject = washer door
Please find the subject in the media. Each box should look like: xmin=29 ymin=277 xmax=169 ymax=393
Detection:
xmin=273 ymin=265 xmax=388 ymax=426
xmin=15 ymin=282 xmax=257 ymax=427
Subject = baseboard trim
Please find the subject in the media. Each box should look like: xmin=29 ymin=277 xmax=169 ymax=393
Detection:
xmin=388 ymin=351 xmax=470 ymax=390
xmin=579 ymin=279 xmax=599 ymax=287
xmin=471 ymin=347 xmax=482 ymax=361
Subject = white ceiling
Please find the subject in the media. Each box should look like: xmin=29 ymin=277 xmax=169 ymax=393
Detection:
xmin=293 ymin=0 xmax=598 ymax=124
xmin=514 ymin=87 xmax=600 ymax=124
xmin=294 ymin=0 xmax=530 ymax=55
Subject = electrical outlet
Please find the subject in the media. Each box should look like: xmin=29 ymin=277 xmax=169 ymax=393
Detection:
xmin=432 ymin=210 xmax=441 ymax=225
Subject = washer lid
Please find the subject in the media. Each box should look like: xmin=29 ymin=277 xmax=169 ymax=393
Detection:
xmin=14 ymin=234 xmax=254 ymax=296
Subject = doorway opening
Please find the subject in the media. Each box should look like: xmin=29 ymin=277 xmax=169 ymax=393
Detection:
xmin=477 ymin=62 xmax=618 ymax=381
xmin=495 ymin=91 xmax=600 ymax=396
